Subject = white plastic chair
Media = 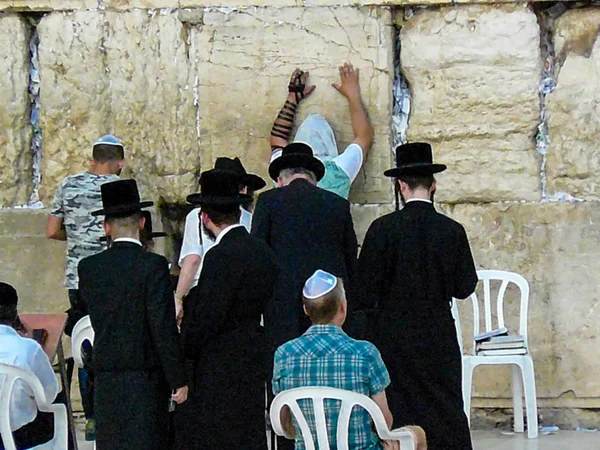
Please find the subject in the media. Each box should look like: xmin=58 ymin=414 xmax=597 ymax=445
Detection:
xmin=270 ymin=386 xmax=417 ymax=450
xmin=0 ymin=363 xmax=68 ymax=450
xmin=71 ymin=316 xmax=95 ymax=368
xmin=455 ymin=270 xmax=538 ymax=439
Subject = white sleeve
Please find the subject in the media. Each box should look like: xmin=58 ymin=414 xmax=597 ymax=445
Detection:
xmin=332 ymin=143 xmax=364 ymax=182
xmin=30 ymin=345 xmax=59 ymax=404
xmin=178 ymin=208 xmax=203 ymax=267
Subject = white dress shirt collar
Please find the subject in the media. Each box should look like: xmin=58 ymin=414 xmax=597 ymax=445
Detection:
xmin=406 ymin=198 xmax=432 ymax=204
xmin=113 ymin=237 xmax=142 ymax=246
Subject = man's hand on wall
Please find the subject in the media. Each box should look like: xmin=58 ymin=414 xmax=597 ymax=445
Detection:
xmin=287 ymin=68 xmax=316 ymax=104
xmin=332 ymin=62 xmax=361 ymax=102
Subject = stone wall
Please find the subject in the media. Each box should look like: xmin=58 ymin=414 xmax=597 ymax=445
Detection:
xmin=1 ymin=0 xmax=600 ymax=426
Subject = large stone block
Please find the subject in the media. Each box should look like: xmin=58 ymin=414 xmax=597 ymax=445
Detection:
xmin=438 ymin=201 xmax=600 ymax=399
xmin=38 ymin=10 xmax=199 ymax=204
xmin=546 ymin=9 xmax=600 ymax=200
xmin=0 ymin=13 xmax=32 ymax=206
xmin=0 ymin=0 xmax=95 ymax=11
xmin=350 ymin=202 xmax=394 ymax=244
xmin=0 ymin=209 xmax=67 ymax=313
xmin=400 ymin=5 xmax=542 ymax=203
xmin=191 ymin=6 xmax=394 ymax=204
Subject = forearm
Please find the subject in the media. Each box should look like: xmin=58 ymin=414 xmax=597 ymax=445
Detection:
xmin=175 ymin=255 xmax=201 ymax=298
xmin=270 ymin=93 xmax=298 ymax=151
xmin=347 ymin=95 xmax=374 ymax=154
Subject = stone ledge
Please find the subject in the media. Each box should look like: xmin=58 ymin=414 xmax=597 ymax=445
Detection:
xmin=0 ymin=0 xmax=559 ymax=12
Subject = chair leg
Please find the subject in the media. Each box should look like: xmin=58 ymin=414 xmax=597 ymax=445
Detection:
xmin=462 ymin=359 xmax=473 ymax=427
xmin=512 ymin=365 xmax=524 ymax=433
xmin=522 ymin=357 xmax=539 ymax=439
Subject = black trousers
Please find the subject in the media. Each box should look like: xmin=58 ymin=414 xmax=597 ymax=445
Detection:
xmin=0 ymin=412 xmax=53 ymax=450
xmin=0 ymin=392 xmax=72 ymax=450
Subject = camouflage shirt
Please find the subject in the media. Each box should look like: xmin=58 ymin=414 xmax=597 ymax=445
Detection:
xmin=50 ymin=172 xmax=119 ymax=289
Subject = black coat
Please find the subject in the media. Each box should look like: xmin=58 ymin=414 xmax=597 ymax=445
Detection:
xmin=356 ymin=201 xmax=477 ymax=450
xmin=178 ymin=226 xmax=279 ymax=449
xmin=77 ymin=241 xmax=186 ymax=450
xmin=251 ymin=179 xmax=358 ymax=350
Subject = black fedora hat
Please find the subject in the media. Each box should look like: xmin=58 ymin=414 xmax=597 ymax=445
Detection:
xmin=186 ymin=169 xmax=252 ymax=207
xmin=214 ymin=157 xmax=266 ymax=191
xmin=384 ymin=142 xmax=447 ymax=178
xmin=100 ymin=210 xmax=166 ymax=242
xmin=268 ymin=142 xmax=325 ymax=182
xmin=91 ymin=179 xmax=153 ymax=217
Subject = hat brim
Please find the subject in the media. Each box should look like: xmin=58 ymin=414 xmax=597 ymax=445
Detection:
xmin=269 ymin=154 xmax=325 ymax=182
xmin=186 ymin=193 xmax=252 ymax=206
xmin=384 ymin=163 xmax=447 ymax=178
xmin=243 ymin=174 xmax=266 ymax=191
xmin=91 ymin=201 xmax=154 ymax=217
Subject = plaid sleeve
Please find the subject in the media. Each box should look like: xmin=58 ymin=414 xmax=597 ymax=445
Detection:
xmin=50 ymin=179 xmax=66 ymax=217
xmin=367 ymin=344 xmax=391 ymax=396
xmin=272 ymin=347 xmax=284 ymax=395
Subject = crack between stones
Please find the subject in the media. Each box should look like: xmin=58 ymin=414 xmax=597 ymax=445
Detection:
xmin=534 ymin=4 xmax=584 ymax=205
xmin=23 ymin=13 xmax=44 ymax=207
xmin=391 ymin=15 xmax=411 ymax=150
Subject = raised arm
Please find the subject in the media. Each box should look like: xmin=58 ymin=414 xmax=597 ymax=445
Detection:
xmin=332 ymin=63 xmax=374 ymax=157
xmin=270 ymin=69 xmax=315 ymax=153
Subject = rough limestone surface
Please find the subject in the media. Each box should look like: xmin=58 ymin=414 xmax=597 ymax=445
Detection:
xmin=190 ymin=6 xmax=394 ymax=204
xmin=37 ymin=10 xmax=199 ymax=204
xmin=0 ymin=209 xmax=67 ymax=313
xmin=0 ymin=13 xmax=32 ymax=206
xmin=37 ymin=7 xmax=393 ymax=205
xmin=400 ymin=5 xmax=542 ymax=203
xmin=439 ymin=202 xmax=600 ymax=400
xmin=546 ymin=9 xmax=600 ymax=200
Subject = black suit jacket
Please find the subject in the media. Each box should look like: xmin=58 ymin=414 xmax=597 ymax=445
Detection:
xmin=181 ymin=226 xmax=279 ymax=358
xmin=251 ymin=179 xmax=358 ymax=348
xmin=355 ymin=201 xmax=477 ymax=350
xmin=77 ymin=241 xmax=186 ymax=390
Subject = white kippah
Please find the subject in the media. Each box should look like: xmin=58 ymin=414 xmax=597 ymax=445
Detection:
xmin=303 ymin=269 xmax=338 ymax=300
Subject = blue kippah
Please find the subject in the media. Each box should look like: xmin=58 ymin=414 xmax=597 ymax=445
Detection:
xmin=94 ymin=135 xmax=123 ymax=148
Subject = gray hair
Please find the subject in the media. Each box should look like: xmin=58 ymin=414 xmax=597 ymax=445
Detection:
xmin=278 ymin=167 xmax=317 ymax=184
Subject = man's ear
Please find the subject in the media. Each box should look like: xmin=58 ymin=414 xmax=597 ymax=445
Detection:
xmin=139 ymin=215 xmax=146 ymax=230
xmin=118 ymin=159 xmax=126 ymax=169
xmin=277 ymin=177 xmax=285 ymax=188
xmin=103 ymin=220 xmax=111 ymax=235
xmin=303 ymin=304 xmax=309 ymax=317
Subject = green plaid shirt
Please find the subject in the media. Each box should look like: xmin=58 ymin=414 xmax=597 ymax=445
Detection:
xmin=272 ymin=325 xmax=391 ymax=450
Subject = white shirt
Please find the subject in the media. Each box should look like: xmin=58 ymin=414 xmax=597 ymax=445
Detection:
xmin=0 ymin=325 xmax=59 ymax=431
xmin=178 ymin=206 xmax=252 ymax=288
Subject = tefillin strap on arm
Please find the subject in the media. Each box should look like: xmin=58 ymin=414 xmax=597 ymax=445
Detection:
xmin=270 ymin=100 xmax=298 ymax=151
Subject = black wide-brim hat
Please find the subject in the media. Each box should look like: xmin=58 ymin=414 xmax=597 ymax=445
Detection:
xmin=91 ymin=179 xmax=153 ymax=217
xmin=384 ymin=142 xmax=447 ymax=178
xmin=100 ymin=210 xmax=166 ymax=242
xmin=187 ymin=169 xmax=252 ymax=207
xmin=214 ymin=157 xmax=266 ymax=191
xmin=268 ymin=142 xmax=326 ymax=182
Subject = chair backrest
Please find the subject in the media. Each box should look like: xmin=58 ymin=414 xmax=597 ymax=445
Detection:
xmin=71 ymin=315 xmax=95 ymax=368
xmin=0 ymin=363 xmax=52 ymax=450
xmin=270 ymin=386 xmax=395 ymax=450
xmin=456 ymin=270 xmax=530 ymax=354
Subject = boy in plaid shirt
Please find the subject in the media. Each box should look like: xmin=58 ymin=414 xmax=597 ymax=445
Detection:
xmin=272 ymin=270 xmax=426 ymax=450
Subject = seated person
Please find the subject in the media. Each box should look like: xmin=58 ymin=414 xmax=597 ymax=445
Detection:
xmin=269 ymin=63 xmax=374 ymax=199
xmin=0 ymin=282 xmax=60 ymax=450
xmin=272 ymin=270 xmax=426 ymax=450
